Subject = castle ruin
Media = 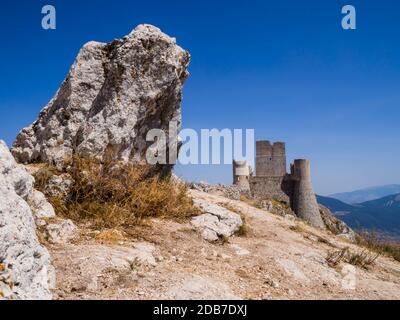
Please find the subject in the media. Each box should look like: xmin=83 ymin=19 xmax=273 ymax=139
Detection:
xmin=233 ymin=140 xmax=324 ymax=229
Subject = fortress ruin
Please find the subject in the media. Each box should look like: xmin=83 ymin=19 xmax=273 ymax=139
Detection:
xmin=233 ymin=140 xmax=324 ymax=228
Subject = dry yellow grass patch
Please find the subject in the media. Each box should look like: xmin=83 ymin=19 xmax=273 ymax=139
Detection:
xmin=95 ymin=229 xmax=126 ymax=243
xmin=34 ymin=155 xmax=200 ymax=229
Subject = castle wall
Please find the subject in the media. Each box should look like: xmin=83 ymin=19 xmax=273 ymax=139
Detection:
xmin=291 ymin=159 xmax=325 ymax=229
xmin=250 ymin=175 xmax=292 ymax=203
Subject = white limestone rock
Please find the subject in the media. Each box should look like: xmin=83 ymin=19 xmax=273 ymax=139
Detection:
xmin=0 ymin=141 xmax=54 ymax=299
xmin=27 ymin=189 xmax=56 ymax=219
xmin=46 ymin=219 xmax=77 ymax=245
xmin=166 ymin=275 xmax=240 ymax=300
xmin=12 ymin=24 xmax=190 ymax=173
xmin=191 ymin=199 xmax=243 ymax=242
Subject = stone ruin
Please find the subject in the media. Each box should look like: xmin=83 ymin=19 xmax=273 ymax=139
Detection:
xmin=233 ymin=140 xmax=325 ymax=229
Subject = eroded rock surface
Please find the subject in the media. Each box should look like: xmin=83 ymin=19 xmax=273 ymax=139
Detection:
xmin=46 ymin=219 xmax=78 ymax=245
xmin=319 ymin=205 xmax=356 ymax=242
xmin=12 ymin=24 xmax=190 ymax=172
xmin=0 ymin=141 xmax=54 ymax=299
xmin=191 ymin=199 xmax=243 ymax=242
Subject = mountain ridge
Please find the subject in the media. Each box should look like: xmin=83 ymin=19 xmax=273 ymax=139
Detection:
xmin=329 ymin=184 xmax=400 ymax=204
xmin=318 ymin=192 xmax=400 ymax=238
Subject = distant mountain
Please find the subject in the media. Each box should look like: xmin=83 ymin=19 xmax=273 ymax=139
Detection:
xmin=317 ymin=193 xmax=400 ymax=238
xmin=329 ymin=185 xmax=400 ymax=204
xmin=316 ymin=195 xmax=355 ymax=214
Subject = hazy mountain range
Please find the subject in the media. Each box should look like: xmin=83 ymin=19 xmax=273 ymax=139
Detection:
xmin=329 ymin=185 xmax=400 ymax=204
xmin=317 ymin=187 xmax=400 ymax=238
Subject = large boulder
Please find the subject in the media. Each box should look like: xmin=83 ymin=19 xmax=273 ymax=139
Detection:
xmin=12 ymin=24 xmax=190 ymax=171
xmin=0 ymin=140 xmax=54 ymax=299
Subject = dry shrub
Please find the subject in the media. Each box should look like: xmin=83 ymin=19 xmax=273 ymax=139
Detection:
xmin=356 ymin=230 xmax=400 ymax=262
xmin=34 ymin=165 xmax=59 ymax=191
xmin=326 ymin=247 xmax=348 ymax=267
xmin=326 ymin=247 xmax=379 ymax=270
xmin=34 ymin=155 xmax=199 ymax=228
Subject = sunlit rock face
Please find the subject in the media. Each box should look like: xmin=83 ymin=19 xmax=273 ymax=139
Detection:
xmin=12 ymin=24 xmax=190 ymax=172
xmin=0 ymin=140 xmax=54 ymax=300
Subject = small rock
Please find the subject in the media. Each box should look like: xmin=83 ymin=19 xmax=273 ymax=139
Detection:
xmin=191 ymin=199 xmax=243 ymax=242
xmin=46 ymin=219 xmax=78 ymax=244
xmin=230 ymin=244 xmax=250 ymax=256
xmin=27 ymin=189 xmax=55 ymax=219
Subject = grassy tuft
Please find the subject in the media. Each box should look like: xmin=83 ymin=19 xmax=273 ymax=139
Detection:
xmin=326 ymin=247 xmax=379 ymax=270
xmin=34 ymin=155 xmax=200 ymax=229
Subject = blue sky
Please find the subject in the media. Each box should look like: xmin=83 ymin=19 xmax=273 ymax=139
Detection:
xmin=0 ymin=0 xmax=399 ymax=195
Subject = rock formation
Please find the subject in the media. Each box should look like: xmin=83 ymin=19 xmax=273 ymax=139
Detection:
xmin=12 ymin=24 xmax=190 ymax=173
xmin=191 ymin=199 xmax=243 ymax=242
xmin=319 ymin=205 xmax=356 ymax=241
xmin=0 ymin=141 xmax=54 ymax=299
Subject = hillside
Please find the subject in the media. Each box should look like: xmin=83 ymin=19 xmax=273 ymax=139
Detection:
xmin=49 ymin=190 xmax=400 ymax=300
xmin=342 ymin=194 xmax=400 ymax=236
xmin=316 ymin=195 xmax=355 ymax=214
xmin=318 ymin=193 xmax=400 ymax=238
xmin=329 ymin=185 xmax=400 ymax=204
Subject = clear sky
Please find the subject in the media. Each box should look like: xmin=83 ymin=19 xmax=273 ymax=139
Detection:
xmin=0 ymin=0 xmax=399 ymax=195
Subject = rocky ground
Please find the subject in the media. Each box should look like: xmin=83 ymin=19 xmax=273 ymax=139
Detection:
xmin=50 ymin=190 xmax=400 ymax=300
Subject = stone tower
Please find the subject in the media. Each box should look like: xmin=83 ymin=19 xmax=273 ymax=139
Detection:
xmin=291 ymin=159 xmax=325 ymax=229
xmin=233 ymin=139 xmax=325 ymax=229
xmin=233 ymin=160 xmax=250 ymax=191
xmin=255 ymin=141 xmax=286 ymax=177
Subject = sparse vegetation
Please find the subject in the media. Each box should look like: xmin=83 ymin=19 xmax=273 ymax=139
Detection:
xmin=290 ymin=221 xmax=308 ymax=234
xmin=356 ymin=230 xmax=400 ymax=262
xmin=220 ymin=203 xmax=249 ymax=237
xmin=237 ymin=220 xmax=249 ymax=237
xmin=326 ymin=247 xmax=348 ymax=267
xmin=326 ymin=247 xmax=379 ymax=270
xmin=34 ymin=165 xmax=59 ymax=191
xmin=34 ymin=155 xmax=200 ymax=229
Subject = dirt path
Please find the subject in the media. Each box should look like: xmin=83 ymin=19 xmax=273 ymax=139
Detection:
xmin=51 ymin=190 xmax=400 ymax=300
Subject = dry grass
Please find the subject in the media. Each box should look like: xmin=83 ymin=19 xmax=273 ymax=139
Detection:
xmin=290 ymin=221 xmax=309 ymax=234
xmin=326 ymin=247 xmax=379 ymax=270
xmin=326 ymin=247 xmax=348 ymax=267
xmin=34 ymin=165 xmax=59 ymax=191
xmin=240 ymin=195 xmax=290 ymax=213
xmin=356 ymin=230 xmax=400 ymax=262
xmin=240 ymin=195 xmax=257 ymax=206
xmin=34 ymin=155 xmax=200 ymax=229
xmin=95 ymin=229 xmax=126 ymax=243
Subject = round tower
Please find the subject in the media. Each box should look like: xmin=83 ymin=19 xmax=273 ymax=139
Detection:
xmin=291 ymin=159 xmax=325 ymax=229
xmin=233 ymin=160 xmax=250 ymax=191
